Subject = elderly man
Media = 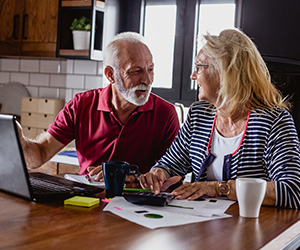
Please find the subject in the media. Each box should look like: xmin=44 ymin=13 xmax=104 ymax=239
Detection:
xmin=18 ymin=32 xmax=180 ymax=182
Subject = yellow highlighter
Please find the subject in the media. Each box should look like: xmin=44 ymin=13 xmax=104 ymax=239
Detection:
xmin=64 ymin=196 xmax=100 ymax=208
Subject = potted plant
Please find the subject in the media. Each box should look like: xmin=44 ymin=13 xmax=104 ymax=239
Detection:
xmin=70 ymin=16 xmax=91 ymax=50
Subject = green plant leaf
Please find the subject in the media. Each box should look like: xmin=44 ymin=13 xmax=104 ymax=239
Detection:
xmin=70 ymin=16 xmax=91 ymax=31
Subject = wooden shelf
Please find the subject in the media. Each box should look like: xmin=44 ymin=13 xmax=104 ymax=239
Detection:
xmin=59 ymin=49 xmax=89 ymax=57
xmin=57 ymin=0 xmax=108 ymax=60
xmin=61 ymin=0 xmax=105 ymax=8
xmin=61 ymin=0 xmax=92 ymax=7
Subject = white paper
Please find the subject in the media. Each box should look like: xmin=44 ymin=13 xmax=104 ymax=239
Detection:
xmin=103 ymin=197 xmax=233 ymax=229
xmin=149 ymin=197 xmax=235 ymax=217
xmin=64 ymin=174 xmax=105 ymax=188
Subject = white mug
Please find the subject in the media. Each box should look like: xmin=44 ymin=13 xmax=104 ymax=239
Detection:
xmin=236 ymin=178 xmax=267 ymax=218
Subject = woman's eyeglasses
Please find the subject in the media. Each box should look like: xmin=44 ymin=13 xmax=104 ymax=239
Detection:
xmin=194 ymin=63 xmax=212 ymax=75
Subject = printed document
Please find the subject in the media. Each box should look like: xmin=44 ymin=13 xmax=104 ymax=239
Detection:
xmin=104 ymin=197 xmax=234 ymax=229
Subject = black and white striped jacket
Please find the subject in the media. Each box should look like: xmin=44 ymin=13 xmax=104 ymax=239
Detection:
xmin=154 ymin=101 xmax=300 ymax=209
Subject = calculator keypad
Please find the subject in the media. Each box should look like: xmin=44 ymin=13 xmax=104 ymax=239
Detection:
xmin=123 ymin=191 xmax=174 ymax=206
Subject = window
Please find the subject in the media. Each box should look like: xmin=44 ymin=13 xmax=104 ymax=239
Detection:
xmin=143 ymin=1 xmax=177 ymax=89
xmin=192 ymin=1 xmax=236 ymax=90
xmin=198 ymin=2 xmax=236 ymax=39
xmin=141 ymin=0 xmax=237 ymax=106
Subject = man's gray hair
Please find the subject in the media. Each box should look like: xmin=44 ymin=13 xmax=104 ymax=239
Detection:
xmin=103 ymin=32 xmax=148 ymax=69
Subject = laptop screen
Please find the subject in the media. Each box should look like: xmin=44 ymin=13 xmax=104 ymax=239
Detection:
xmin=0 ymin=114 xmax=104 ymax=202
xmin=0 ymin=114 xmax=32 ymax=200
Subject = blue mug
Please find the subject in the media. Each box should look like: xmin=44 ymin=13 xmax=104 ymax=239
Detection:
xmin=102 ymin=161 xmax=139 ymax=198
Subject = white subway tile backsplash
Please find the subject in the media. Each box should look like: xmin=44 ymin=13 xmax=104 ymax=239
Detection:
xmin=26 ymin=86 xmax=39 ymax=97
xmin=1 ymin=59 xmax=19 ymax=71
xmin=60 ymin=60 xmax=74 ymax=74
xmin=20 ymin=59 xmax=39 ymax=72
xmin=73 ymin=89 xmax=86 ymax=97
xmin=74 ymin=60 xmax=97 ymax=75
xmin=97 ymin=61 xmax=103 ymax=75
xmin=39 ymin=87 xmax=60 ymax=99
xmin=0 ymin=58 xmax=106 ymax=106
xmin=65 ymin=89 xmax=73 ymax=103
xmin=103 ymin=77 xmax=110 ymax=87
xmin=11 ymin=73 xmax=29 ymax=85
xmin=66 ymin=75 xmax=84 ymax=89
xmin=59 ymin=88 xmax=66 ymax=101
xmin=85 ymin=75 xmax=103 ymax=89
xmin=40 ymin=60 xmax=61 ymax=73
xmin=30 ymin=74 xmax=49 ymax=86
xmin=103 ymin=80 xmax=109 ymax=88
xmin=0 ymin=72 xmax=10 ymax=83
xmin=50 ymin=74 xmax=66 ymax=88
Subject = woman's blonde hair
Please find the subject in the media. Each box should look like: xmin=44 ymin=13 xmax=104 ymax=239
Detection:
xmin=201 ymin=28 xmax=290 ymax=116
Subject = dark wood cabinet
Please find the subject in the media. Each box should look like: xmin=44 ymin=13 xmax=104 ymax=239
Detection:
xmin=0 ymin=0 xmax=23 ymax=56
xmin=0 ymin=0 xmax=59 ymax=57
xmin=0 ymin=0 xmax=123 ymax=60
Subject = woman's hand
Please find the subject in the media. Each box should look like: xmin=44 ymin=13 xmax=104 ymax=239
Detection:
xmin=172 ymin=181 xmax=218 ymax=200
xmin=139 ymin=168 xmax=170 ymax=194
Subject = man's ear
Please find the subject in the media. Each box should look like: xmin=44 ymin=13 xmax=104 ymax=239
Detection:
xmin=104 ymin=66 xmax=115 ymax=83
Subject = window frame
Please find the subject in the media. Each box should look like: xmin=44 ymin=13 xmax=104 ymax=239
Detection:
xmin=138 ymin=0 xmax=240 ymax=106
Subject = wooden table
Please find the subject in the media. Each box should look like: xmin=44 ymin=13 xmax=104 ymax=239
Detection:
xmin=0 ymin=191 xmax=299 ymax=250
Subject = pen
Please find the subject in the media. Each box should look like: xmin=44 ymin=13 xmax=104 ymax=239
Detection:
xmin=166 ymin=204 xmax=194 ymax=209
xmin=85 ymin=175 xmax=92 ymax=183
xmin=123 ymin=188 xmax=152 ymax=193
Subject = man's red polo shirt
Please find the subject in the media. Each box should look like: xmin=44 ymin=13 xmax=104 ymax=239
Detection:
xmin=48 ymin=84 xmax=180 ymax=174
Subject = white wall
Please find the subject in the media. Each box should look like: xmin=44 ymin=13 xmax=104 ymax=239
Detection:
xmin=0 ymin=58 xmax=106 ymax=103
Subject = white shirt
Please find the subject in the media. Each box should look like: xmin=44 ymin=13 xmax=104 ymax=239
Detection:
xmin=207 ymin=127 xmax=243 ymax=181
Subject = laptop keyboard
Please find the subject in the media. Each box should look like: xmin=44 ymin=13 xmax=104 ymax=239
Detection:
xmin=30 ymin=176 xmax=73 ymax=194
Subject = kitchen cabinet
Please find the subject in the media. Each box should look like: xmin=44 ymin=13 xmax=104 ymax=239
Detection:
xmin=57 ymin=0 xmax=118 ymax=60
xmin=0 ymin=0 xmax=22 ymax=55
xmin=0 ymin=0 xmax=59 ymax=57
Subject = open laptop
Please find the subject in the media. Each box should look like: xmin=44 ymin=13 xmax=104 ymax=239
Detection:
xmin=0 ymin=114 xmax=103 ymax=202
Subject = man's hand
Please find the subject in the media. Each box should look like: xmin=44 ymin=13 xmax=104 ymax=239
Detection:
xmin=87 ymin=165 xmax=137 ymax=183
xmin=87 ymin=165 xmax=103 ymax=182
xmin=15 ymin=120 xmax=64 ymax=169
xmin=139 ymin=168 xmax=170 ymax=194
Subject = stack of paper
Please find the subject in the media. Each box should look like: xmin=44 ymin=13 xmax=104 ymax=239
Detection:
xmin=103 ymin=197 xmax=235 ymax=229
xmin=64 ymin=174 xmax=105 ymax=188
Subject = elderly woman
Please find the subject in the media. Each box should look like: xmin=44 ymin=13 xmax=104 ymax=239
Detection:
xmin=140 ymin=28 xmax=300 ymax=209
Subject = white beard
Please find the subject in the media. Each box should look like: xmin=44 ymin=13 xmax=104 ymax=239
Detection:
xmin=114 ymin=74 xmax=152 ymax=106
